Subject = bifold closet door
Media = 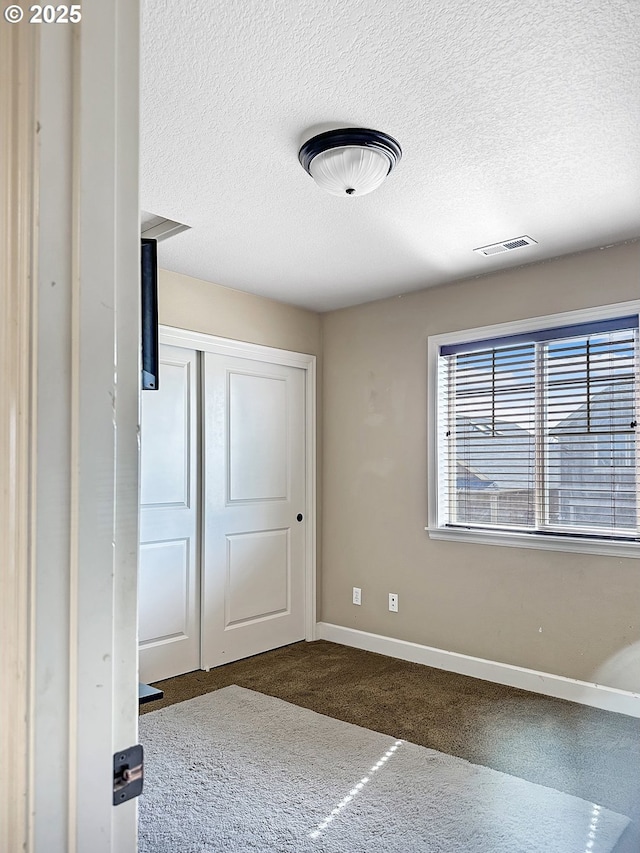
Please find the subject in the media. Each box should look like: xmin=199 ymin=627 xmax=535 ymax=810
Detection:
xmin=138 ymin=344 xmax=200 ymax=683
xmin=201 ymin=352 xmax=306 ymax=669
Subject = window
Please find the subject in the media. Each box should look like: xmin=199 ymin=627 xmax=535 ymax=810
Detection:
xmin=428 ymin=305 xmax=640 ymax=555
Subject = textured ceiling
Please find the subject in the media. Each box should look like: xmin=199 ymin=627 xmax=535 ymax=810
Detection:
xmin=140 ymin=0 xmax=640 ymax=312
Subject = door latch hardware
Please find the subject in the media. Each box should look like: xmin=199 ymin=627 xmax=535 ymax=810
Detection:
xmin=113 ymin=744 xmax=144 ymax=805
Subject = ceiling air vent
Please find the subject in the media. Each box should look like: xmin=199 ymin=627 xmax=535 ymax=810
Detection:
xmin=141 ymin=211 xmax=190 ymax=242
xmin=474 ymin=235 xmax=537 ymax=256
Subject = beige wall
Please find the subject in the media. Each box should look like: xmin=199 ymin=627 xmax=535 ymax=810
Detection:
xmin=159 ymin=268 xmax=322 ymax=355
xmin=321 ymin=242 xmax=640 ymax=689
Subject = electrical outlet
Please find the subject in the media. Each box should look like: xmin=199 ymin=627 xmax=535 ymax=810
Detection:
xmin=352 ymin=587 xmax=362 ymax=605
xmin=388 ymin=593 xmax=398 ymax=612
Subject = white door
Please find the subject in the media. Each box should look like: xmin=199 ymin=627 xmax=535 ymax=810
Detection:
xmin=139 ymin=344 xmax=200 ymax=683
xmin=201 ymin=353 xmax=306 ymax=669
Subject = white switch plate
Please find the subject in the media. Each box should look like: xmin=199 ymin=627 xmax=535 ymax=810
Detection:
xmin=388 ymin=593 xmax=398 ymax=612
xmin=353 ymin=587 xmax=362 ymax=605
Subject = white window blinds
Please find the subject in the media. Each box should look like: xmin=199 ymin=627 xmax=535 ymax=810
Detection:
xmin=437 ymin=316 xmax=639 ymax=541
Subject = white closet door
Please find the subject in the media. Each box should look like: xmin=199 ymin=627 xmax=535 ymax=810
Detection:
xmin=202 ymin=352 xmax=306 ymax=669
xmin=139 ymin=344 xmax=200 ymax=683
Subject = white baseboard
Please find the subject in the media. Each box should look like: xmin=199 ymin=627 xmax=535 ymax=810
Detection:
xmin=315 ymin=622 xmax=640 ymax=718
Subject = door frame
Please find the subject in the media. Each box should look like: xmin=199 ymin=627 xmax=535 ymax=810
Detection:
xmin=1 ymin=19 xmax=38 ymax=851
xmin=1 ymin=4 xmax=140 ymax=852
xmin=159 ymin=326 xmax=317 ymax=644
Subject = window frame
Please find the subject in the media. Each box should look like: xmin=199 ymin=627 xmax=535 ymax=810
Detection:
xmin=426 ymin=300 xmax=640 ymax=558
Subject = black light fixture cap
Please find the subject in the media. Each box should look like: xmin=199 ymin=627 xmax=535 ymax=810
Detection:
xmin=298 ymin=128 xmax=402 ymax=175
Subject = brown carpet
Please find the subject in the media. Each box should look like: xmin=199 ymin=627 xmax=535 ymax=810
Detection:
xmin=141 ymin=640 xmax=639 ymax=853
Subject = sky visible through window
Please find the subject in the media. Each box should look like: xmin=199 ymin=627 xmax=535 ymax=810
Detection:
xmin=443 ymin=325 xmax=638 ymax=535
xmin=454 ymin=330 xmax=636 ymax=433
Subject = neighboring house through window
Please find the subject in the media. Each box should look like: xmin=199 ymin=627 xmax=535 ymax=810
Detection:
xmin=428 ymin=303 xmax=640 ymax=556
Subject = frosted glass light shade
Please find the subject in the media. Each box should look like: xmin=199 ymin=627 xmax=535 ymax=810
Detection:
xmin=298 ymin=128 xmax=402 ymax=198
xmin=309 ymin=146 xmax=391 ymax=197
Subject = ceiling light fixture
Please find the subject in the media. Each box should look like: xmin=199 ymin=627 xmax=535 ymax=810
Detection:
xmin=298 ymin=128 xmax=402 ymax=197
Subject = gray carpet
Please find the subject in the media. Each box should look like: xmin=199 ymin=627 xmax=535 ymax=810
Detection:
xmin=138 ymin=685 xmax=630 ymax=853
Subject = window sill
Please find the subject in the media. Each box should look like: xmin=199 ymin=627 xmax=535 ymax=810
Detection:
xmin=426 ymin=526 xmax=640 ymax=558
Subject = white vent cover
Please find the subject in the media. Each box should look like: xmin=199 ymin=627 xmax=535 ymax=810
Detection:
xmin=474 ymin=235 xmax=537 ymax=256
xmin=141 ymin=211 xmax=190 ymax=241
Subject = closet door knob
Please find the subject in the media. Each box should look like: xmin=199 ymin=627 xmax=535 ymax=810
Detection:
xmin=296 ymin=513 xmax=304 ymax=522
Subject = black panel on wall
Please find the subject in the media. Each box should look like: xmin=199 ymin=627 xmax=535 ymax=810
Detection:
xmin=141 ymin=238 xmax=159 ymax=390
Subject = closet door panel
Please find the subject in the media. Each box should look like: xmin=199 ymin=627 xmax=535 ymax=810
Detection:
xmin=139 ymin=345 xmax=200 ymax=683
xmin=202 ymin=353 xmax=306 ymax=669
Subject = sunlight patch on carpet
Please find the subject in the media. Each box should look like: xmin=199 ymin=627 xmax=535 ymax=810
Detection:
xmin=309 ymin=739 xmax=404 ymax=839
